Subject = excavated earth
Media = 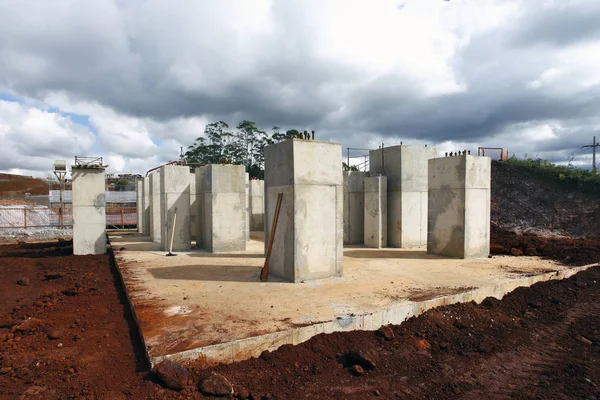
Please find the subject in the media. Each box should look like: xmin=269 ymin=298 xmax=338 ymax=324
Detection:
xmin=1 ymin=236 xmax=599 ymax=399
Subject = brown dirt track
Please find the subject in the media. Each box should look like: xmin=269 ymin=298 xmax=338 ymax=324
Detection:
xmin=1 ymin=237 xmax=599 ymax=399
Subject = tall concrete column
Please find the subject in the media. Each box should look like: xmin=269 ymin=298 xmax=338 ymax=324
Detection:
xmin=343 ymin=171 xmax=368 ymax=245
xmin=190 ymin=173 xmax=197 ymax=242
xmin=249 ymin=180 xmax=265 ymax=231
xmin=72 ymin=166 xmax=106 ymax=255
xmin=369 ymin=146 xmax=436 ymax=248
xmin=160 ymin=165 xmax=191 ymax=252
xmin=149 ymin=172 xmax=162 ymax=243
xmin=264 ymin=139 xmax=343 ymax=282
xmin=142 ymin=176 xmax=150 ymax=236
xmin=245 ymin=173 xmax=250 ymax=241
xmin=136 ymin=179 xmax=143 ymax=233
xmin=196 ymin=165 xmax=246 ymax=253
xmin=364 ymin=175 xmax=387 ymax=248
xmin=427 ymin=154 xmax=491 ymax=258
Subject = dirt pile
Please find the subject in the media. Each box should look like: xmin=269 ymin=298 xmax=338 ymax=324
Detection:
xmin=0 ymin=174 xmax=50 ymax=197
xmin=491 ymin=161 xmax=600 ymax=238
xmin=0 ymin=240 xmax=161 ymax=399
xmin=490 ymin=223 xmax=600 ymax=266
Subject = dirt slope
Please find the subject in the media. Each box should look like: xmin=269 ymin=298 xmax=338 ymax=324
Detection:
xmin=491 ymin=161 xmax=600 ymax=238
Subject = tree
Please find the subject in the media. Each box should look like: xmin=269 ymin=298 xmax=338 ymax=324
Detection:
xmin=186 ymin=121 xmax=315 ymax=179
xmin=185 ymin=121 xmax=234 ymax=165
xmin=342 ymin=162 xmax=358 ymax=171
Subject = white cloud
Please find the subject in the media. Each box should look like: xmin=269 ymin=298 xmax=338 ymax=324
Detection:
xmin=0 ymin=100 xmax=95 ymax=176
xmin=0 ymin=0 xmax=599 ymax=176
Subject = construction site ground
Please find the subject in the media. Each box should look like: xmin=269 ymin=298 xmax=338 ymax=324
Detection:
xmin=111 ymin=231 xmax=593 ymax=369
xmin=1 ymin=233 xmax=599 ymax=399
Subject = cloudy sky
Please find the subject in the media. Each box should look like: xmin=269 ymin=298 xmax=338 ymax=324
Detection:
xmin=1 ymin=0 xmax=599 ymax=177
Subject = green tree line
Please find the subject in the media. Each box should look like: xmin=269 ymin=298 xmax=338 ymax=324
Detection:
xmin=184 ymin=121 xmax=304 ymax=178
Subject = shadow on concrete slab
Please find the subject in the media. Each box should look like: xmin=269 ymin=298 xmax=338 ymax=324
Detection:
xmin=186 ymin=252 xmax=265 ymax=259
xmin=344 ymin=249 xmax=436 ymax=259
xmin=148 ymin=264 xmax=287 ymax=283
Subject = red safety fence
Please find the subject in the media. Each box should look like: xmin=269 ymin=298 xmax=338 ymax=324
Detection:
xmin=0 ymin=206 xmax=136 ymax=229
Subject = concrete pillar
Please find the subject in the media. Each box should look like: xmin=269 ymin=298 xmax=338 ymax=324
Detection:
xmin=245 ymin=173 xmax=250 ymax=241
xmin=249 ymin=180 xmax=265 ymax=231
xmin=264 ymin=139 xmax=343 ymax=282
xmin=190 ymin=173 xmax=197 ymax=242
xmin=364 ymin=175 xmax=387 ymax=248
xmin=343 ymin=171 xmax=368 ymax=245
xmin=196 ymin=165 xmax=246 ymax=253
xmin=149 ymin=172 xmax=162 ymax=243
xmin=142 ymin=176 xmax=150 ymax=236
xmin=427 ymin=155 xmax=491 ymax=258
xmin=369 ymin=146 xmax=437 ymax=248
xmin=71 ymin=166 xmax=106 ymax=255
xmin=136 ymin=179 xmax=143 ymax=233
xmin=160 ymin=165 xmax=191 ymax=252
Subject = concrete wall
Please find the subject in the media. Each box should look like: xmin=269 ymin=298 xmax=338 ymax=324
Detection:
xmin=369 ymin=146 xmax=437 ymax=248
xmin=427 ymin=155 xmax=491 ymax=258
xmin=160 ymin=165 xmax=191 ymax=252
xmin=343 ymin=171 xmax=368 ymax=245
xmin=72 ymin=167 xmax=106 ymax=255
xmin=136 ymin=180 xmax=143 ymax=233
xmin=142 ymin=176 xmax=150 ymax=236
xmin=190 ymin=173 xmax=197 ymax=242
xmin=264 ymin=139 xmax=343 ymax=282
xmin=149 ymin=172 xmax=162 ymax=243
xmin=196 ymin=165 xmax=246 ymax=253
xmin=245 ymin=173 xmax=250 ymax=241
xmin=249 ymin=180 xmax=265 ymax=231
xmin=364 ymin=175 xmax=387 ymax=248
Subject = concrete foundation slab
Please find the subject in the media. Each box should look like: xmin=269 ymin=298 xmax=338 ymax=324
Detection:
xmin=160 ymin=165 xmax=191 ymax=252
xmin=428 ymin=155 xmax=491 ymax=258
xmin=72 ymin=166 xmax=106 ymax=255
xmin=196 ymin=165 xmax=246 ymax=253
xmin=149 ymin=172 xmax=162 ymax=243
xmin=369 ymin=146 xmax=437 ymax=248
xmin=110 ymin=232 xmax=592 ymax=367
xmin=364 ymin=175 xmax=387 ymax=248
xmin=264 ymin=139 xmax=343 ymax=282
xmin=343 ymin=171 xmax=368 ymax=245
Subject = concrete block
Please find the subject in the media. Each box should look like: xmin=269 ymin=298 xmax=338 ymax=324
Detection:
xmin=136 ymin=180 xmax=143 ymax=233
xmin=142 ymin=176 xmax=150 ymax=236
xmin=249 ymin=180 xmax=265 ymax=231
xmin=71 ymin=167 xmax=106 ymax=255
xmin=364 ymin=175 xmax=387 ymax=248
xmin=369 ymin=145 xmax=437 ymax=248
xmin=343 ymin=171 xmax=368 ymax=245
xmin=264 ymin=139 xmax=343 ymax=282
xmin=196 ymin=165 xmax=246 ymax=253
xmin=149 ymin=172 xmax=162 ymax=243
xmin=190 ymin=173 xmax=197 ymax=242
xmin=160 ymin=165 xmax=191 ymax=252
xmin=427 ymin=155 xmax=491 ymax=258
